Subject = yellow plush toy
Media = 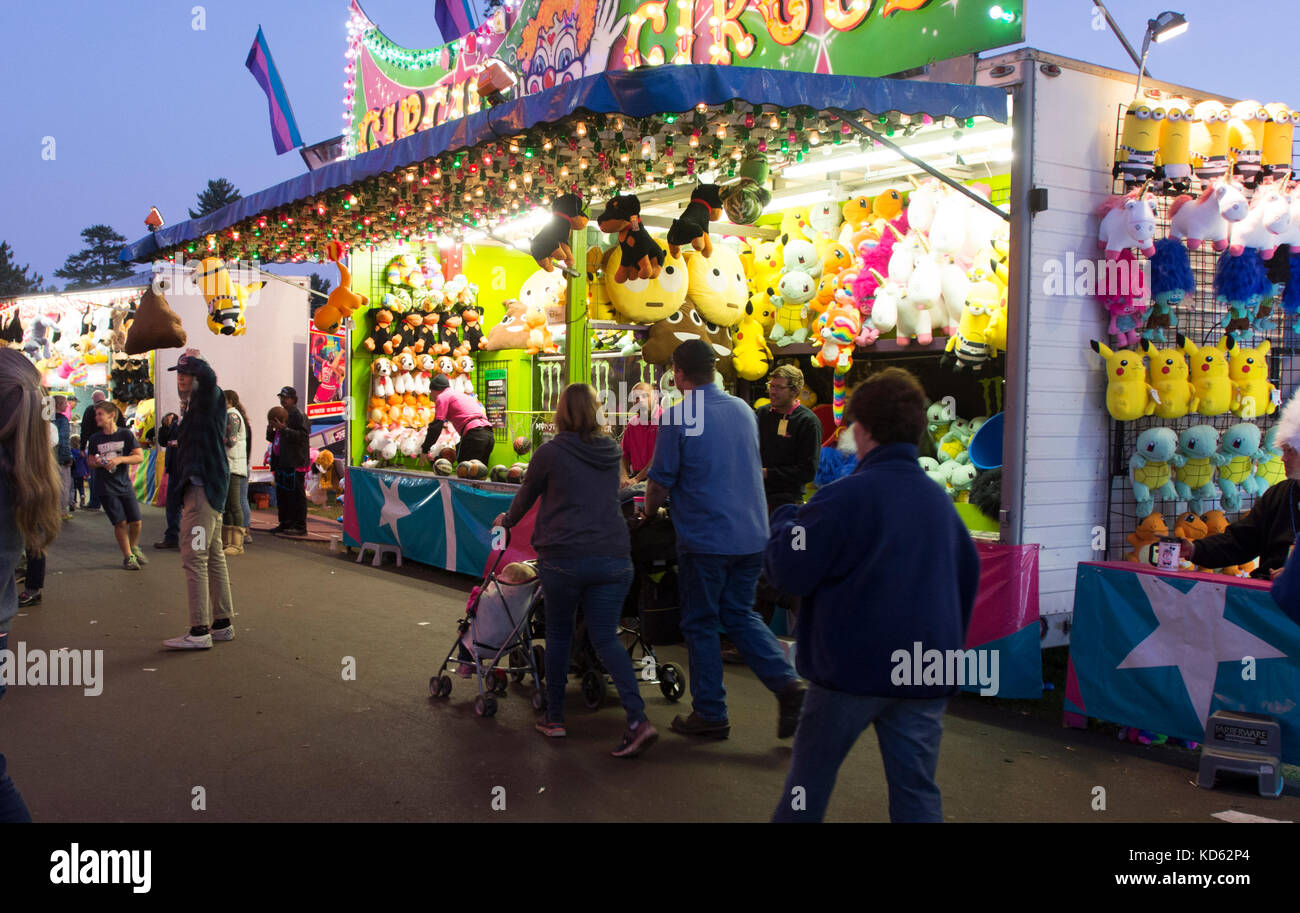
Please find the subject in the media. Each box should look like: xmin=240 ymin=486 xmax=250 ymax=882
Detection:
xmin=605 ymin=239 xmax=688 ymax=324
xmin=779 ymin=208 xmax=811 ymax=242
xmin=1114 ymin=100 xmax=1162 ymax=187
xmin=731 ymin=308 xmax=773 ymax=381
xmin=1180 ymin=334 xmax=1233 ymax=416
xmin=1091 ymin=340 xmax=1156 ymax=421
xmin=198 ymin=257 xmax=265 ymax=337
xmin=1140 ymin=339 xmax=1197 ymax=419
xmin=1262 ymin=102 xmax=1298 ymax=178
xmin=684 ymin=245 xmax=747 ymax=328
xmin=1228 ymin=338 xmax=1277 ymax=417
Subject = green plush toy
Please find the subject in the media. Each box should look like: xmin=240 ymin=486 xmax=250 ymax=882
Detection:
xmin=1130 ymin=426 xmax=1180 ymax=517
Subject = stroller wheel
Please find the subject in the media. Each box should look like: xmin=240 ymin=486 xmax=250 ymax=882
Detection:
xmin=475 ymin=695 xmax=498 ymax=717
xmin=532 ymin=644 xmax=546 ymax=682
xmin=658 ymin=663 xmax=685 ymax=702
xmin=581 ymin=669 xmax=606 ymax=710
xmin=428 ymin=675 xmax=439 ymax=698
xmin=509 ymin=648 xmax=527 ymax=683
xmin=435 ymin=675 xmax=453 ymax=698
xmin=531 ymin=690 xmax=546 ymax=711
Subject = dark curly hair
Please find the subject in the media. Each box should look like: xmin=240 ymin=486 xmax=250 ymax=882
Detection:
xmin=846 ymin=368 xmax=926 ymax=446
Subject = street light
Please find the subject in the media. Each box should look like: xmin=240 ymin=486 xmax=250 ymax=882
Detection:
xmin=1133 ymin=12 xmax=1188 ymax=98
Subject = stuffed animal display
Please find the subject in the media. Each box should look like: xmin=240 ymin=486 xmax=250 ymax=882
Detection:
xmin=530 ymin=193 xmax=588 ymax=272
xmin=1130 ymin=426 xmax=1180 ymax=518
xmin=314 ymin=242 xmax=368 ymax=333
xmin=197 ymin=257 xmax=265 ymax=336
xmin=1091 ymin=340 xmax=1156 ymax=421
xmin=596 ymin=194 xmax=663 ymax=282
xmin=667 ymin=184 xmax=723 ymax=258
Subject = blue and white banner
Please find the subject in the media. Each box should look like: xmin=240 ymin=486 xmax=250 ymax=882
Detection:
xmin=1068 ymin=562 xmax=1300 ymax=761
xmin=343 ymin=467 xmax=516 ymax=576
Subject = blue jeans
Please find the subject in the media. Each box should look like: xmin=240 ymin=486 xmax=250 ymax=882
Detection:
xmin=772 ymin=683 xmax=948 ymax=823
xmin=677 ymin=551 xmax=798 ymax=722
xmin=164 ymin=477 xmax=181 ymax=542
xmin=537 ymin=556 xmax=643 ymax=727
xmin=0 ymin=636 xmax=33 ymax=823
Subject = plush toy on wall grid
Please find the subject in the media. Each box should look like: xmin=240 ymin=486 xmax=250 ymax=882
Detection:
xmin=1169 ymin=176 xmax=1249 ymax=252
xmin=1262 ymin=103 xmax=1297 ymax=178
xmin=1113 ymin=100 xmax=1162 ymax=188
xmin=1228 ymin=339 xmax=1277 ymax=418
xmin=1178 ymin=334 xmax=1233 ymax=416
xmin=1254 ymin=426 xmax=1287 ymax=491
xmin=314 ymin=242 xmax=368 ymax=334
xmin=812 ymin=303 xmax=862 ymax=424
xmin=1091 ymin=340 xmax=1155 ymax=421
xmin=1140 ymin=339 xmax=1196 ymax=419
xmin=371 ymin=357 xmax=396 ymax=401
xmin=596 ymin=194 xmax=663 ymax=282
xmin=363 ymin=307 xmax=396 ymax=355
xmin=530 ymin=193 xmax=588 ymax=272
xmin=1096 ymin=247 xmax=1146 ymax=348
xmin=1096 ymin=188 xmax=1157 ymax=259
xmin=1173 ymin=424 xmax=1220 ymax=513
xmin=667 ymin=184 xmax=724 ymax=259
xmin=1130 ymin=426 xmax=1180 ymax=518
xmin=1190 ymin=100 xmax=1231 ymax=182
xmin=1125 ymin=512 xmax=1169 ymax=564
xmin=1213 ymin=248 xmax=1270 ymax=342
xmin=1154 ymin=98 xmax=1194 ymax=193
xmin=1228 ymin=100 xmax=1267 ymax=187
xmin=1229 ymin=176 xmax=1292 ymax=259
xmin=1216 ymin=421 xmax=1265 ymax=511
xmin=1144 ymin=238 xmax=1195 ymax=343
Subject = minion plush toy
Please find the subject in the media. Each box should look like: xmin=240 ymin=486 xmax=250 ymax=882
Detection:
xmin=1228 ymin=99 xmax=1268 ymax=187
xmin=1114 ymin=100 xmax=1162 ymax=188
xmin=1155 ymin=98 xmax=1193 ymax=193
xmin=1190 ymin=100 xmax=1231 ymax=183
xmin=1261 ymin=102 xmax=1297 ymax=180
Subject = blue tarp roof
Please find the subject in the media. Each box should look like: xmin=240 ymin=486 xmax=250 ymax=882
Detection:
xmin=121 ymin=64 xmax=1008 ymax=263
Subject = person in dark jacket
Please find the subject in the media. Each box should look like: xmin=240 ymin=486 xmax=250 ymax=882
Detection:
xmin=1180 ymin=391 xmax=1300 ymax=579
xmin=153 ymin=411 xmax=182 ymax=548
xmin=52 ymin=395 xmax=73 ymax=516
xmin=495 ymin=383 xmax=658 ymax=758
xmin=79 ymin=391 xmax=106 ymax=510
xmin=268 ymin=385 xmax=310 ymax=536
xmin=163 ymin=352 xmax=233 ymax=650
xmin=767 ymin=368 xmax=981 ymax=823
xmin=1273 ymin=544 xmax=1299 ymax=619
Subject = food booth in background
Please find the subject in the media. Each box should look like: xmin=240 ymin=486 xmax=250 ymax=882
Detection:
xmin=121 ymin=0 xmax=1051 ymax=696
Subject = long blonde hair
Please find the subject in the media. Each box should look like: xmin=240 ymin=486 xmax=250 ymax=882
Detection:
xmin=0 ymin=349 xmax=62 ymax=551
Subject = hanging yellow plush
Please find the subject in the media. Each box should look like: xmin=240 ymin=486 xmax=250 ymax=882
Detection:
xmin=197 ymin=258 xmax=265 ymax=337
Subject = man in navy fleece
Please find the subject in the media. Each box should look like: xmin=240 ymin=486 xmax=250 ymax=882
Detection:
xmin=766 ymin=368 xmax=980 ymax=823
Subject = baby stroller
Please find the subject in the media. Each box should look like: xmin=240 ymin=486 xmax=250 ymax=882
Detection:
xmin=535 ymin=489 xmax=687 ymax=710
xmin=429 ymin=546 xmax=545 ymax=718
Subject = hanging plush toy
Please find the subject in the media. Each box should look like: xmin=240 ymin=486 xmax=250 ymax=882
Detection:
xmin=1254 ymin=425 xmax=1287 ymax=491
xmin=530 ymin=193 xmax=588 ymax=272
xmin=605 ymin=240 xmax=688 ymax=324
xmin=1169 ymin=176 xmax=1249 ymax=252
xmin=812 ymin=303 xmax=861 ymax=424
xmin=1262 ymin=103 xmax=1297 ymax=179
xmin=667 ymin=184 xmax=724 ymax=259
xmin=1173 ymin=424 xmax=1220 ymax=514
xmin=197 ymin=258 xmax=264 ymax=336
xmin=1144 ymin=238 xmax=1195 ymax=343
xmin=1180 ymin=334 xmax=1233 ymax=416
xmin=1091 ymin=340 xmax=1156 ymax=421
xmin=363 ymin=307 xmax=397 ymax=355
xmin=1113 ymin=100 xmax=1161 ymax=188
xmin=21 ymin=314 xmax=56 ymax=361
xmin=943 ymin=281 xmax=1005 ymax=373
xmin=1190 ymin=99 xmax=1232 ymax=183
xmin=1096 ymin=247 xmax=1146 ymax=347
xmin=731 ymin=304 xmax=773 ymax=381
xmin=596 ymin=194 xmax=663 ymax=282
xmin=124 ymin=282 xmax=187 ymax=355
xmin=1228 ymin=339 xmax=1277 ymax=417
xmin=769 ymin=270 xmax=816 ymax=346
xmin=1213 ymin=248 xmax=1270 ymax=342
xmin=685 ymin=244 xmax=747 ymax=328
xmin=1130 ymin=426 xmax=1180 ymax=518
xmin=1216 ymin=422 xmax=1265 ymax=511
xmin=1096 ymin=187 xmax=1157 ymax=259
xmin=719 ymin=147 xmax=772 ymax=226
xmin=1140 ymin=339 xmax=1197 ymax=420
xmin=314 ymin=242 xmax=369 ymax=333
xmin=461 ymin=306 xmax=486 ymax=351
xmin=1229 ymin=176 xmax=1292 ymax=259
xmin=1155 ymin=98 xmax=1194 ymax=193
xmin=1228 ymin=100 xmax=1268 ymax=187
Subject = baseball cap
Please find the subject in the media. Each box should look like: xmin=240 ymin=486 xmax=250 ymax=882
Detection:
xmin=430 ymin=374 xmax=451 ymax=392
xmin=278 ymin=386 xmax=298 ymax=399
xmin=671 ymin=338 xmax=716 ymax=376
xmin=168 ymin=352 xmax=206 ymax=375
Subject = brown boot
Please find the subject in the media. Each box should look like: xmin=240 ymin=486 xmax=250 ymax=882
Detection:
xmin=222 ymin=526 xmax=243 ymax=556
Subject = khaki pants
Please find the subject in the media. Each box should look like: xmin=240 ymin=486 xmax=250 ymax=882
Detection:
xmin=180 ymin=485 xmax=233 ymax=629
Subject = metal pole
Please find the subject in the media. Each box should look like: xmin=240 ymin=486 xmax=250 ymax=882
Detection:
xmin=1091 ymin=0 xmax=1150 ymax=78
xmin=1132 ymin=31 xmax=1153 ymax=100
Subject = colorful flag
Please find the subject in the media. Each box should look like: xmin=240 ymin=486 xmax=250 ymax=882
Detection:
xmin=245 ymin=26 xmax=303 ymax=155
xmin=436 ymin=0 xmax=482 ymax=42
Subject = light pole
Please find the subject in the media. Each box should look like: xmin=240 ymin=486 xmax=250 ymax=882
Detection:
xmin=1133 ymin=11 xmax=1189 ymax=99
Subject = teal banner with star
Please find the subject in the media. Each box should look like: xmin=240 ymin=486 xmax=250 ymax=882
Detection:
xmin=1066 ymin=563 xmax=1300 ymax=760
xmin=343 ymin=467 xmax=516 ymax=576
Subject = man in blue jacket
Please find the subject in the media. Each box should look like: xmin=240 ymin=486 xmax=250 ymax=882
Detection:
xmin=767 ymin=368 xmax=980 ymax=822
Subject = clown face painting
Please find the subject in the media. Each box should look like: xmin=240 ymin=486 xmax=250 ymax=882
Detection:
xmin=515 ymin=0 xmax=625 ymax=94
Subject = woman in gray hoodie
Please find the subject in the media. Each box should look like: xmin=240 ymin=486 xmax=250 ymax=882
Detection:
xmin=497 ymin=383 xmax=658 ymax=758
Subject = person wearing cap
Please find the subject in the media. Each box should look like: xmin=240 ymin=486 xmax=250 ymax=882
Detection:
xmin=268 ymin=386 xmax=310 ymax=536
xmin=162 ymin=353 xmax=234 ymax=649
xmin=79 ymin=390 xmax=108 ymax=510
xmin=639 ymin=339 xmax=805 ymax=741
xmin=1180 ymin=388 xmax=1300 ymax=580
xmin=419 ymin=374 xmax=495 ymax=465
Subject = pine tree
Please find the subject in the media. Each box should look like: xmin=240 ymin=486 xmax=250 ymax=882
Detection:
xmin=53 ymin=225 xmax=134 ymax=290
xmin=0 ymin=241 xmax=46 ymax=297
xmin=189 ymin=178 xmax=242 ymax=219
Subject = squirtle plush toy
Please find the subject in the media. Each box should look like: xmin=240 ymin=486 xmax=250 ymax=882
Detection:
xmin=530 ymin=193 xmax=588 ymax=273
xmin=667 ymin=183 xmax=724 ymax=259
xmin=596 ymin=194 xmax=663 ymax=282
xmin=1130 ymin=426 xmax=1180 ymax=518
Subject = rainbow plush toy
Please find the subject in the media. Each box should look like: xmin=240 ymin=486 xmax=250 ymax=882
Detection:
xmin=811 ymin=303 xmax=861 ymax=424
xmin=1213 ymin=247 xmax=1271 ymax=342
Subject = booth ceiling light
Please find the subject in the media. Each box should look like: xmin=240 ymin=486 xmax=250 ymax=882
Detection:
xmin=780 ymin=126 xmax=1013 ymax=178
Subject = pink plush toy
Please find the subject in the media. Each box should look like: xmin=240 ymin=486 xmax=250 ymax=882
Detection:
xmin=1096 ymin=248 xmax=1148 ymax=348
xmin=1097 ymin=188 xmax=1157 ymax=260
xmin=1169 ymin=176 xmax=1249 ymax=252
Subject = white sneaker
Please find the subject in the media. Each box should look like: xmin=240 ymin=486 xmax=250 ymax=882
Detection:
xmin=210 ymin=625 xmax=235 ymax=642
xmin=163 ymin=632 xmax=213 ymax=650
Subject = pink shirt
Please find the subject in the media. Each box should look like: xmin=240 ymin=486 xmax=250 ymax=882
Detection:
xmin=621 ymin=411 xmax=661 ymax=475
xmin=435 ymin=390 xmax=492 ymax=434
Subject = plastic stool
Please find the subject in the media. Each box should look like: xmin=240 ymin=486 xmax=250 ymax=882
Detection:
xmin=357 ymin=542 xmax=402 ymax=568
xmin=1197 ymin=710 xmax=1283 ymax=798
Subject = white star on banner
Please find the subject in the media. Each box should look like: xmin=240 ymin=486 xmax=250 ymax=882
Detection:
xmin=1119 ymin=575 xmax=1287 ymax=726
xmin=378 ymin=476 xmax=410 ymax=549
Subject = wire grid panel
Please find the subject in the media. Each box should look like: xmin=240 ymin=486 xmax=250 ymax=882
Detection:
xmin=1104 ymin=194 xmax=1299 ymax=560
